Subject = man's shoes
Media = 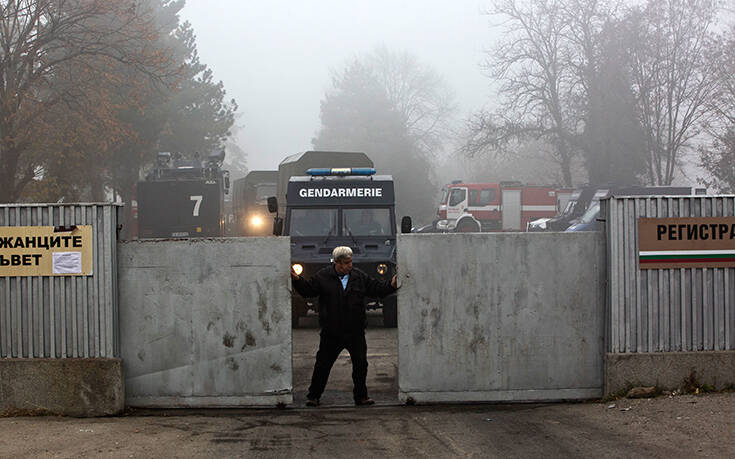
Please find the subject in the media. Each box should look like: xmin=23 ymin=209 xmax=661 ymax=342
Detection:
xmin=354 ymin=397 xmax=375 ymax=406
xmin=306 ymin=398 xmax=320 ymax=407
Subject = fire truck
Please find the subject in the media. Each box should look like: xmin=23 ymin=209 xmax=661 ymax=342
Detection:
xmin=434 ymin=181 xmax=572 ymax=232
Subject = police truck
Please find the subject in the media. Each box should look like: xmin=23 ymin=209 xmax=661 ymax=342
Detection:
xmin=136 ymin=151 xmax=230 ymax=238
xmin=269 ymin=162 xmax=398 ymax=328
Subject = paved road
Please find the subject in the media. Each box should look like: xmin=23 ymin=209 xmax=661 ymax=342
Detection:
xmin=3 ymin=393 xmax=735 ymax=458
xmin=5 ymin=316 xmax=733 ymax=457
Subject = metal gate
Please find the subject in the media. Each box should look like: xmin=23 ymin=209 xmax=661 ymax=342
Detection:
xmin=397 ymin=232 xmax=606 ymax=402
xmin=118 ymin=238 xmax=293 ymax=407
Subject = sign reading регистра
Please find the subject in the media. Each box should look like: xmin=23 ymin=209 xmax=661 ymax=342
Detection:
xmin=638 ymin=217 xmax=735 ymax=269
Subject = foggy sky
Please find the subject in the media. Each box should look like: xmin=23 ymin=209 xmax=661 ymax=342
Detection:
xmin=180 ymin=0 xmax=496 ymax=171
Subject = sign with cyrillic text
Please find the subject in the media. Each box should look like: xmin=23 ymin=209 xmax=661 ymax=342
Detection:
xmin=0 ymin=226 xmax=93 ymax=277
xmin=638 ymin=217 xmax=735 ymax=269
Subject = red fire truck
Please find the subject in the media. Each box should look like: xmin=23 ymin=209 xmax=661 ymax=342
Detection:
xmin=434 ymin=181 xmax=572 ymax=232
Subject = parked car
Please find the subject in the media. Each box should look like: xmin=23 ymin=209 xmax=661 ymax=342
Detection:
xmin=528 ymin=185 xmax=598 ymax=232
xmin=565 ymin=185 xmax=707 ymax=232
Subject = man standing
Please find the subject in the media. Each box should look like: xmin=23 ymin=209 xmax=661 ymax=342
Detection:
xmin=291 ymin=246 xmax=397 ymax=406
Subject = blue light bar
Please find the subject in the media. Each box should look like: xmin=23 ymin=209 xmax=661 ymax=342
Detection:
xmin=306 ymin=167 xmax=376 ymax=176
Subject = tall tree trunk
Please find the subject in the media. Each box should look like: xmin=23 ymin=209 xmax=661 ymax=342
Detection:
xmin=0 ymin=142 xmax=20 ymax=203
xmin=559 ymin=146 xmax=573 ymax=187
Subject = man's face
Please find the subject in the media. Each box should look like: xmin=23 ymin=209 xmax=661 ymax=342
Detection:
xmin=335 ymin=256 xmax=353 ymax=275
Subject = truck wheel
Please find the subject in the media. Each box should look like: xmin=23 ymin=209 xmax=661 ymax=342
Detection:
xmin=292 ymin=298 xmax=307 ymax=328
xmin=456 ymin=220 xmax=479 ymax=233
xmin=382 ymin=296 xmax=397 ymax=328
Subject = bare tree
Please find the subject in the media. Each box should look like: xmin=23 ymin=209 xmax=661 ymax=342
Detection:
xmin=698 ymin=24 xmax=735 ymax=191
xmin=0 ymin=0 xmax=175 ymax=203
xmin=314 ymin=50 xmax=456 ymax=221
xmin=629 ymin=0 xmax=719 ymax=185
xmin=366 ymin=46 xmax=456 ymax=157
xmin=561 ymin=0 xmax=647 ymax=184
xmin=464 ymin=0 xmax=727 ymax=187
xmin=463 ymin=0 xmax=578 ymax=186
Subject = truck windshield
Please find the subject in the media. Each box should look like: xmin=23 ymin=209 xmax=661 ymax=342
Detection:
xmin=289 ymin=208 xmax=338 ymax=236
xmin=579 ymin=202 xmax=600 ymax=224
xmin=255 ymin=183 xmax=276 ymax=201
xmin=343 ymin=208 xmax=392 ymax=236
xmin=562 ymin=191 xmax=582 ymax=216
xmin=439 ymin=187 xmax=448 ymax=205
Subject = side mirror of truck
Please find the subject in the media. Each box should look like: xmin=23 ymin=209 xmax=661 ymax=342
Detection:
xmin=267 ymin=196 xmax=278 ymax=213
xmin=223 ymin=171 xmax=230 ymax=194
xmin=401 ymin=216 xmax=412 ymax=234
xmin=273 ymin=217 xmax=283 ymax=236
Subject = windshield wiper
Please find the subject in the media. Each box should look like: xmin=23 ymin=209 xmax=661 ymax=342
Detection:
xmin=322 ymin=226 xmax=335 ymax=245
xmin=344 ymin=225 xmax=360 ymax=246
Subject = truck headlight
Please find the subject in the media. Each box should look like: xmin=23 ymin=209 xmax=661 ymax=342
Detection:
xmin=377 ymin=263 xmax=387 ymax=275
xmin=292 ymin=263 xmax=303 ymax=275
xmin=250 ymin=215 xmax=264 ymax=227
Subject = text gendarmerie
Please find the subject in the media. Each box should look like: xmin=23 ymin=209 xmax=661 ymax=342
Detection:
xmin=299 ymin=188 xmax=383 ymax=198
xmin=657 ymin=223 xmax=735 ymax=241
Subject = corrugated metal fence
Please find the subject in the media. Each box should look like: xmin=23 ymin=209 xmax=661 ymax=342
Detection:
xmin=605 ymin=196 xmax=735 ymax=353
xmin=0 ymin=204 xmax=121 ymax=358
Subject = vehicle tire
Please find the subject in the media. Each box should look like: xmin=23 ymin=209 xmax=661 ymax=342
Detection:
xmin=292 ymin=297 xmax=307 ymax=328
xmin=382 ymin=295 xmax=397 ymax=328
xmin=456 ymin=220 xmax=479 ymax=233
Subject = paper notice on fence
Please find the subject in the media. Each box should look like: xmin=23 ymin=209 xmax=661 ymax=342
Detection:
xmin=52 ymin=252 xmax=82 ymax=274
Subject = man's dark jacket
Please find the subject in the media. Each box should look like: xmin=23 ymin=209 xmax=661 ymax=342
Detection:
xmin=292 ymin=266 xmax=396 ymax=334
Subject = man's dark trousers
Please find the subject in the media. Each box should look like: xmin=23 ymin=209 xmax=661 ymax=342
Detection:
xmin=307 ymin=330 xmax=368 ymax=402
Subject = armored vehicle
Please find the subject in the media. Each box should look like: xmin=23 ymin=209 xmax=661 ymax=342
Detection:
xmin=137 ymin=151 xmax=230 ymax=238
xmin=270 ymin=159 xmax=398 ymax=328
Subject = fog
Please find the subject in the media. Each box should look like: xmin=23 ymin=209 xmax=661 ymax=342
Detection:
xmin=2 ymin=0 xmax=731 ymax=207
xmin=180 ymin=0 xmax=495 ymax=171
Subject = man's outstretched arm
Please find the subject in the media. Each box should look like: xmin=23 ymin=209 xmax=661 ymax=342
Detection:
xmin=291 ymin=269 xmax=321 ymax=298
xmin=365 ymin=273 xmax=398 ymax=298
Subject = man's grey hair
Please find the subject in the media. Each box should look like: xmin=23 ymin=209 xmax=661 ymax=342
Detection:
xmin=332 ymin=246 xmax=353 ymax=262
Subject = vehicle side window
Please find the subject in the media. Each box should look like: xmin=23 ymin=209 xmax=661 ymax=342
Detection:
xmin=449 ymin=188 xmax=466 ymax=206
xmin=469 ymin=189 xmax=479 ymax=205
xmin=477 ymin=188 xmax=495 ymax=206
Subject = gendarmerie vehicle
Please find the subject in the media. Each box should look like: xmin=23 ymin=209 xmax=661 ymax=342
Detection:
xmin=269 ymin=166 xmax=398 ymax=328
xmin=137 ymin=151 xmax=230 ymax=238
